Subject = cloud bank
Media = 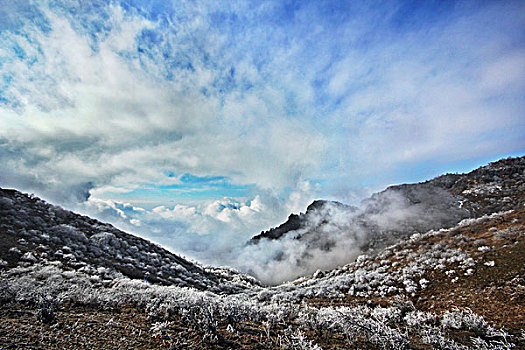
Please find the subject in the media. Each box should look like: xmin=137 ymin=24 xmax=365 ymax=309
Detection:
xmin=0 ymin=0 xmax=524 ymax=280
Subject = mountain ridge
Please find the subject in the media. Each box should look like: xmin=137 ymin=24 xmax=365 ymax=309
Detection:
xmin=0 ymin=188 xmax=259 ymax=293
xmin=249 ymin=156 xmax=524 ymax=251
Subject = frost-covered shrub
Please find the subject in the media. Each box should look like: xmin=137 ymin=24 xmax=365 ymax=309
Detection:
xmin=90 ymin=232 xmax=119 ymax=248
xmin=50 ymin=224 xmax=88 ymax=243
xmin=8 ymin=247 xmax=22 ymax=256
xmin=419 ymin=327 xmax=468 ymax=350
xmin=282 ymin=329 xmax=322 ymax=350
xmin=404 ymin=310 xmax=438 ymax=328
xmin=0 ymin=280 xmax=15 ymax=303
xmin=299 ymin=306 xmax=409 ymax=350
xmin=151 ymin=321 xmax=171 ymax=338
xmin=35 ymin=295 xmax=56 ymax=324
xmin=0 ymin=257 xmax=513 ymax=350
xmin=442 ymin=309 xmax=487 ymax=334
xmin=21 ymin=252 xmax=38 ymax=263
xmin=371 ymin=307 xmax=402 ymax=325
xmin=470 ymin=336 xmax=514 ymax=350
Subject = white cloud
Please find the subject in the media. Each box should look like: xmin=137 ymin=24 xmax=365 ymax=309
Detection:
xmin=322 ymin=2 xmax=525 ymax=181
xmin=0 ymin=0 xmax=523 ymax=279
xmin=479 ymin=50 xmax=525 ymax=92
xmin=75 ymin=179 xmax=317 ymax=271
xmin=0 ymin=2 xmax=325 ymax=205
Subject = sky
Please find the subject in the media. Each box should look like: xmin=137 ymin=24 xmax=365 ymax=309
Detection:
xmin=0 ymin=0 xmax=524 ymax=271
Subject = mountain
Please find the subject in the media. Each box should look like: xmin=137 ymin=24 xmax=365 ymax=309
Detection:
xmin=251 ymin=200 xmax=358 ymax=242
xmin=0 ymin=188 xmax=259 ymax=293
xmin=249 ymin=156 xmax=524 ymax=257
xmin=0 ymin=156 xmax=523 ymax=349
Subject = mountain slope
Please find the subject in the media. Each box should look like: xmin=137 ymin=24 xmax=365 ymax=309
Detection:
xmin=248 ymin=157 xmax=525 ymax=274
xmin=0 ymin=188 xmax=259 ymax=293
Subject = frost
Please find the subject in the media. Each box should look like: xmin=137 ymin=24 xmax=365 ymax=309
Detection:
xmin=20 ymin=252 xmax=38 ymax=263
xmin=464 ymin=269 xmax=474 ymax=276
xmin=9 ymin=247 xmax=22 ymax=255
xmin=151 ymin=321 xmax=171 ymax=338
xmin=90 ymin=232 xmax=119 ymax=247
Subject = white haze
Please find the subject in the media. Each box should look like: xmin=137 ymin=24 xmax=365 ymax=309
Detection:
xmin=230 ymin=186 xmax=469 ymax=285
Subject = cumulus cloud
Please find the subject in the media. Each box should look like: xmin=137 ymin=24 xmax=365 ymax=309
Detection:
xmin=76 ymin=180 xmax=317 ymax=267
xmin=0 ymin=1 xmax=325 ymax=204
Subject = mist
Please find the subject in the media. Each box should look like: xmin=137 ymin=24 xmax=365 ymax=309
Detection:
xmin=231 ymin=183 xmax=471 ymax=285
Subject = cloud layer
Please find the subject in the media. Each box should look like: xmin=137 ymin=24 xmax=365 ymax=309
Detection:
xmin=0 ymin=0 xmax=524 ymax=279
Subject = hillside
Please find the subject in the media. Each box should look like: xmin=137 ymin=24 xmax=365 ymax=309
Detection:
xmin=0 ymin=156 xmax=524 ymax=349
xmin=0 ymin=188 xmax=259 ymax=293
xmin=247 ymin=157 xmax=525 ymax=280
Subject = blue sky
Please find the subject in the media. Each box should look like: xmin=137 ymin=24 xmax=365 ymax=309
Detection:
xmin=0 ymin=0 xmax=524 ymax=266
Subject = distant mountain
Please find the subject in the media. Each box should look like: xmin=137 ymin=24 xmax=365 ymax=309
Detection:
xmin=249 ymin=156 xmax=525 ymax=257
xmin=251 ymin=200 xmax=358 ymax=242
xmin=0 ymin=188 xmax=259 ymax=293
